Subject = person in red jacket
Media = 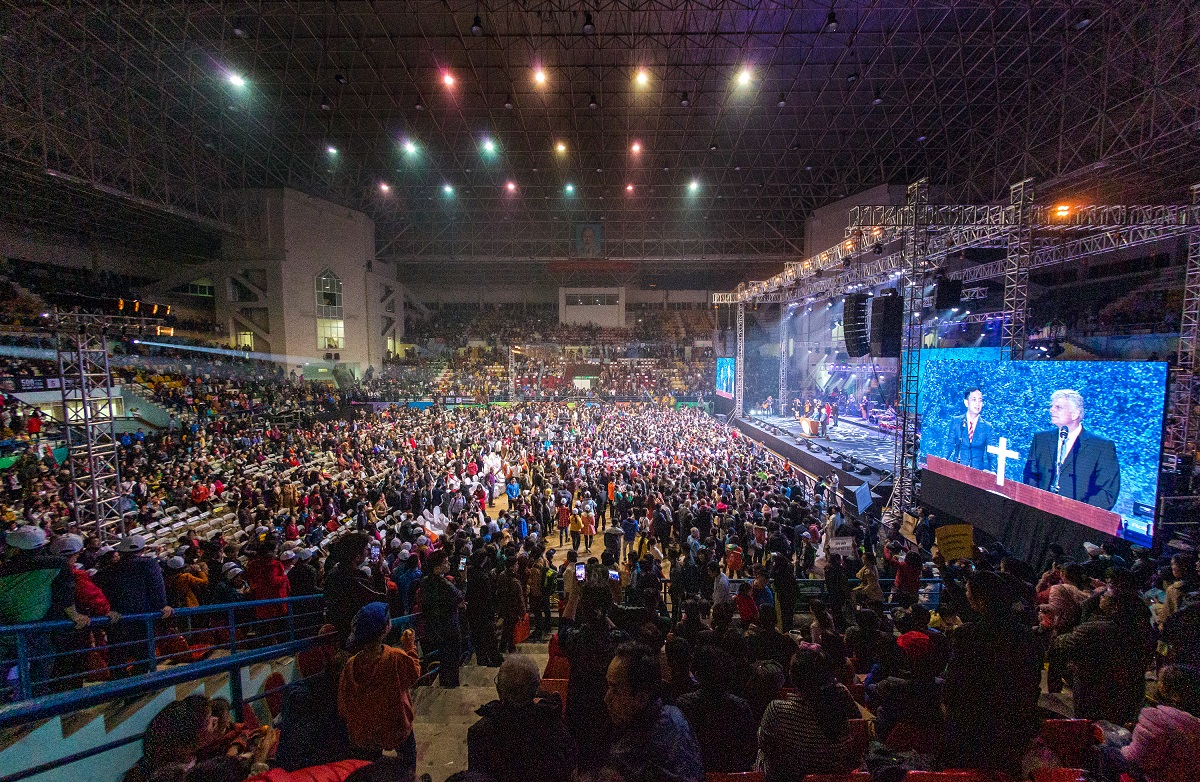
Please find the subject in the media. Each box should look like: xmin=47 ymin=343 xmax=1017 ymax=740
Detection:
xmin=244 ymin=537 xmax=290 ymax=633
xmin=885 ymin=545 xmax=922 ymax=607
xmin=191 ymin=480 xmax=211 ymax=510
xmin=50 ymin=534 xmax=120 ymax=688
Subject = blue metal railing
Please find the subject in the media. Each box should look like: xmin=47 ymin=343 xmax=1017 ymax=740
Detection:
xmin=0 ymin=610 xmax=424 ymax=782
xmin=0 ymin=595 xmax=327 ymax=703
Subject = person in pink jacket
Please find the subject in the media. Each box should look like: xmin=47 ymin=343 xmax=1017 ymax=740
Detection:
xmin=1119 ymin=664 xmax=1200 ymax=782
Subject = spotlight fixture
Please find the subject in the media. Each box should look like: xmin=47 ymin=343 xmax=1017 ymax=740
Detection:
xmin=626 ymin=184 xmax=634 ymax=192
xmin=1073 ymin=12 xmax=1093 ymax=30
xmin=227 ymin=73 xmax=246 ymax=87
xmin=688 ymin=180 xmax=699 ymax=192
xmin=504 ymin=95 xmax=514 ymax=109
xmin=588 ymin=94 xmax=598 ymax=109
xmin=825 ymin=11 xmax=838 ymax=32
xmin=556 ymin=141 xmax=567 ymax=153
xmin=443 ymin=72 xmax=455 ymax=86
xmin=582 ymin=12 xmax=596 ymax=35
xmin=443 ymin=184 xmax=454 ymax=195
xmin=873 ymin=243 xmax=883 ymax=255
xmin=917 ymin=135 xmax=927 ymax=142
xmin=379 ymin=183 xmax=390 ymax=193
xmin=630 ymin=141 xmax=641 ymax=153
xmin=709 ymin=143 xmax=718 ymax=151
xmin=415 ymin=102 xmax=424 ymax=111
xmin=564 ymin=183 xmax=575 ymax=194
xmin=481 ymin=138 xmax=496 ymax=154
xmin=506 ymin=181 xmax=517 ymax=192
xmin=403 ymin=140 xmax=417 ymax=154
xmin=635 ymin=70 xmax=649 ymax=86
xmin=334 ymin=73 xmax=347 ymax=84
xmin=777 ymin=93 xmax=786 ymax=107
xmin=534 ymin=69 xmax=546 ymax=85
xmin=871 ymin=92 xmax=883 ymax=105
xmin=326 ymin=146 xmax=337 ymax=155
xmin=319 ymin=96 xmax=331 ymax=110
xmin=846 ymin=72 xmax=859 ymax=84
xmin=471 ymin=15 xmax=483 ymax=35
xmin=737 ymin=68 xmax=752 ymax=86
xmin=680 ymin=92 xmax=690 ymax=107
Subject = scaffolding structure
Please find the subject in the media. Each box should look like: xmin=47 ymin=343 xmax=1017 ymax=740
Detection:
xmin=734 ymin=302 xmax=745 ymax=417
xmin=54 ymin=311 xmax=159 ymax=539
xmin=716 ymin=179 xmax=1200 ymax=526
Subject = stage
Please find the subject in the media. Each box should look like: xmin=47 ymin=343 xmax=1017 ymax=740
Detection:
xmin=747 ymin=414 xmax=897 ymax=474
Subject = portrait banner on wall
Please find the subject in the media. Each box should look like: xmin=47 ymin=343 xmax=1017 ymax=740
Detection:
xmin=575 ymin=223 xmax=602 ymax=257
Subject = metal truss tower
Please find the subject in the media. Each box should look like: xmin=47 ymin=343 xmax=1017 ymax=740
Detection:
xmin=734 ymin=302 xmax=745 ymax=417
xmin=1165 ymin=184 xmax=1200 ymax=463
xmin=886 ymin=179 xmax=932 ymax=521
xmin=54 ymin=312 xmax=126 ymax=538
xmin=1004 ymin=180 xmax=1035 ymax=358
xmin=778 ymin=305 xmax=788 ymax=416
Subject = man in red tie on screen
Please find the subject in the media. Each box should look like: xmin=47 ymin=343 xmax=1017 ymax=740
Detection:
xmin=947 ymin=387 xmax=995 ymax=471
xmin=1022 ymin=389 xmax=1121 ymax=510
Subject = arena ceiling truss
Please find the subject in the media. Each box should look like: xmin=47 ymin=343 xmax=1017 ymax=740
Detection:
xmin=1 ymin=1 xmax=1198 ymax=274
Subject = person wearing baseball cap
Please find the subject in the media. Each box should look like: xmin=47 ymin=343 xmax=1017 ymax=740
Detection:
xmin=0 ymin=526 xmax=89 ymax=693
xmin=338 ymin=602 xmax=421 ymax=771
xmin=93 ymin=532 xmax=174 ymax=676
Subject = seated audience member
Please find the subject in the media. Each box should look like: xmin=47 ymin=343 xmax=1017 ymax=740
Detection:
xmin=941 ymin=570 xmax=1041 ymax=775
xmin=604 ymin=641 xmax=703 ymax=782
xmin=845 ymin=608 xmax=897 ymax=673
xmin=676 ymin=644 xmax=757 ymax=772
xmin=337 ymin=603 xmax=421 ymax=770
xmin=756 ymin=644 xmax=859 ymax=782
xmin=865 ymin=630 xmax=944 ymax=753
xmin=1115 ymin=664 xmax=1200 ymax=782
xmin=467 ymin=654 xmax=576 ymax=782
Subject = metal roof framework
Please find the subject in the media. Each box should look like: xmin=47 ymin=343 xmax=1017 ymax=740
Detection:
xmin=1 ymin=1 xmax=1198 ymax=267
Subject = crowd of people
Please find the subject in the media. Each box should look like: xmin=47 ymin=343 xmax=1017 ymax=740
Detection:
xmin=0 ymin=379 xmax=1197 ymax=782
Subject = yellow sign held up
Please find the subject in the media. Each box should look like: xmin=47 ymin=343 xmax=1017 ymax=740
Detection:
xmin=935 ymin=524 xmax=975 ymax=562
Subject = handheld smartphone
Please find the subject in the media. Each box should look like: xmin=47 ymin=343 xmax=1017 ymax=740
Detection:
xmin=369 ymin=545 xmax=380 ymax=562
xmin=608 ymin=569 xmax=619 ymax=582
xmin=459 ymin=556 xmax=468 ymax=569
xmin=575 ymin=563 xmax=586 ymax=581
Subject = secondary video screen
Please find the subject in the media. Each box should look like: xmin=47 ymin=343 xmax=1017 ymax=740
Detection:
xmin=918 ymin=359 xmax=1167 ymax=545
xmin=715 ymin=357 xmax=736 ymax=399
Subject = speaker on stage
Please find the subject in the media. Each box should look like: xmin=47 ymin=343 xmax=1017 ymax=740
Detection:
xmin=870 ymin=294 xmax=903 ymax=357
xmin=843 ymin=293 xmax=871 ymax=357
xmin=935 ymin=277 xmax=963 ymax=310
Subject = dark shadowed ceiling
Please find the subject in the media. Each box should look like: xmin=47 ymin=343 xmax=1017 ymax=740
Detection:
xmin=1 ymin=1 xmax=1197 ymax=281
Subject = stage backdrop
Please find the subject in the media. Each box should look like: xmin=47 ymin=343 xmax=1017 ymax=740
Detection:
xmin=918 ymin=359 xmax=1167 ymax=546
xmin=715 ymin=357 xmax=736 ymax=400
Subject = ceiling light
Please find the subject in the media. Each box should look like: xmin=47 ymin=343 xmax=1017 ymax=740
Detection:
xmin=582 ymin=12 xmax=595 ymax=35
xmin=233 ymin=25 xmax=247 ymax=38
xmin=777 ymin=93 xmax=786 ymax=107
xmin=415 ymin=102 xmax=424 ymax=111
xmin=320 ymin=96 xmax=331 ymax=110
xmin=506 ymin=181 xmax=517 ymax=192
xmin=626 ymin=184 xmax=634 ymax=192
xmin=846 ymin=72 xmax=859 ymax=84
xmin=556 ymin=142 xmax=567 ymax=153
xmin=635 ymin=70 xmax=649 ymax=86
xmin=1074 ymin=14 xmax=1093 ymax=31
xmin=680 ymin=92 xmax=690 ymax=107
xmin=737 ymin=68 xmax=752 ymax=86
xmin=588 ymin=95 xmax=598 ymax=109
xmin=871 ymin=92 xmax=883 ymax=105
xmin=534 ymin=69 xmax=546 ymax=85
xmin=504 ymin=95 xmax=514 ymax=109
xmin=334 ymin=74 xmax=347 ymax=84
xmin=326 ymin=146 xmax=337 ymax=155
xmin=482 ymin=138 xmax=496 ymax=154
xmin=404 ymin=140 xmax=417 ymax=154
xmin=630 ymin=142 xmax=641 ymax=153
xmin=688 ymin=180 xmax=699 ymax=192
xmin=826 ymin=11 xmax=838 ymax=32
xmin=917 ymin=135 xmax=927 ymax=142
xmin=471 ymin=15 xmax=483 ymax=35
xmin=564 ymin=183 xmax=575 ymax=194
xmin=709 ymin=143 xmax=718 ymax=151
xmin=443 ymin=72 xmax=455 ymax=87
xmin=443 ymin=184 xmax=454 ymax=195
xmin=227 ymin=73 xmax=246 ymax=87
xmin=379 ymin=183 xmax=390 ymax=193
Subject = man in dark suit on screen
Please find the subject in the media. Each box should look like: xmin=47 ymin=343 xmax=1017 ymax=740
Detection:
xmin=1022 ymin=389 xmax=1120 ymax=510
xmin=947 ymin=387 xmax=996 ymax=471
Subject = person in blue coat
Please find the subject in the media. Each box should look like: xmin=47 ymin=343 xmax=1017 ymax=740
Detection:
xmin=947 ymin=387 xmax=996 ymax=472
xmin=93 ymin=534 xmax=173 ymax=676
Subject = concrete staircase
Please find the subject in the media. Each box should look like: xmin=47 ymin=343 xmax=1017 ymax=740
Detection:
xmin=412 ymin=640 xmax=551 ymax=782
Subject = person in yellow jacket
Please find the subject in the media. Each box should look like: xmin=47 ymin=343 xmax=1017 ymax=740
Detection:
xmin=568 ymin=506 xmax=583 ymax=553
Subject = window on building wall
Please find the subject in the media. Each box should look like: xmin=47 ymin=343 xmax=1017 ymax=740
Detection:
xmin=315 ymin=270 xmax=345 ymax=350
xmin=387 ymin=336 xmax=397 ymax=355
xmin=318 ymin=318 xmax=345 ymax=350
xmin=236 ymin=331 xmax=254 ymax=350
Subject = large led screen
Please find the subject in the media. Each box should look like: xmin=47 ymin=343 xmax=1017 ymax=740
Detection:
xmin=715 ymin=357 xmax=736 ymax=400
xmin=918 ymin=359 xmax=1167 ymax=545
